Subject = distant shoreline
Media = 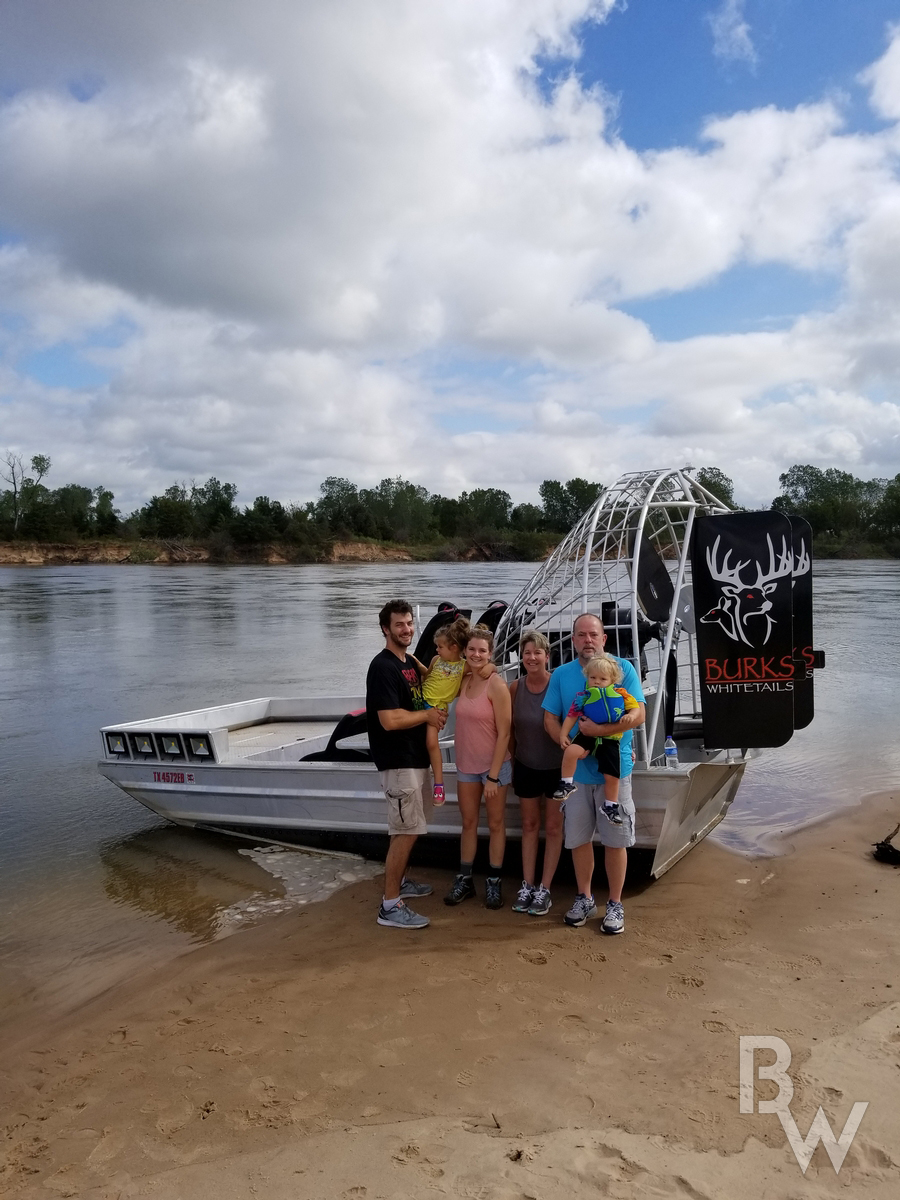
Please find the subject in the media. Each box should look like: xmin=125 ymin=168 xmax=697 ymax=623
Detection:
xmin=0 ymin=537 xmax=553 ymax=566
xmin=1 ymin=536 xmax=896 ymax=566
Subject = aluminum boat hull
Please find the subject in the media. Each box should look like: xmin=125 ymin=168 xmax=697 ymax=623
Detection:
xmin=98 ymin=696 xmax=746 ymax=878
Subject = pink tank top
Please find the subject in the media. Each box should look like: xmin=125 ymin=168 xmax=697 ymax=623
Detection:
xmin=455 ymin=680 xmax=511 ymax=775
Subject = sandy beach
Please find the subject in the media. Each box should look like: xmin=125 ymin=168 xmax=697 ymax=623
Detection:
xmin=2 ymin=791 xmax=899 ymax=1200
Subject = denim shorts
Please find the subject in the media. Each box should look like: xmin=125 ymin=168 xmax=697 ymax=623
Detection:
xmin=456 ymin=759 xmax=512 ymax=786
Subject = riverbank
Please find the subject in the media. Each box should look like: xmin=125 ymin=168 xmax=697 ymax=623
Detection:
xmin=0 ymin=535 xmax=556 ymax=565
xmin=2 ymin=791 xmax=898 ymax=1199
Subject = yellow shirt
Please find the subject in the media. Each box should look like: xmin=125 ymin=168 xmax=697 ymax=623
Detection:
xmin=422 ymin=657 xmax=465 ymax=709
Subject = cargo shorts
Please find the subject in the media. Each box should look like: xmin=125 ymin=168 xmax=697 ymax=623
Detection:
xmin=380 ymin=767 xmax=431 ymax=836
xmin=563 ymin=773 xmax=635 ymax=850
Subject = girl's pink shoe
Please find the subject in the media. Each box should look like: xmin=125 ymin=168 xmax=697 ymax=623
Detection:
xmin=433 ymin=784 xmax=445 ymax=806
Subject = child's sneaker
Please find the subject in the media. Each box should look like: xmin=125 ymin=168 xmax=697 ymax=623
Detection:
xmin=433 ymin=784 xmax=445 ymax=806
xmin=602 ymin=801 xmax=623 ymax=825
xmin=552 ymin=780 xmax=578 ymax=801
xmin=512 ymin=881 xmax=535 ymax=913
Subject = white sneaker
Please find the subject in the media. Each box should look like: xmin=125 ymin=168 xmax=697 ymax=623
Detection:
xmin=601 ymin=899 xmax=625 ymax=935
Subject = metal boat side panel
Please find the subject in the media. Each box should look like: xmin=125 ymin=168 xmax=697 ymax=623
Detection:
xmin=650 ymin=761 xmax=745 ymax=877
xmin=96 ymin=756 xmax=733 ymax=853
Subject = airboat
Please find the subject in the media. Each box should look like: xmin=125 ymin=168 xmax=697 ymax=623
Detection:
xmin=98 ymin=467 xmax=820 ymax=877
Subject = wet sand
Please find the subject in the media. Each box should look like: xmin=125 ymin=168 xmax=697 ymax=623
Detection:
xmin=2 ymin=792 xmax=899 ymax=1199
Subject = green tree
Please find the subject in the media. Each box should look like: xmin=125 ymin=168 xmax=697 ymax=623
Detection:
xmin=360 ymin=478 xmax=433 ymax=542
xmin=231 ymin=496 xmax=290 ymax=544
xmin=696 ymin=467 xmax=735 ymax=508
xmin=315 ymin=477 xmax=372 ymax=536
xmin=93 ymin=487 xmax=120 ymax=536
xmin=772 ymin=465 xmax=883 ymax=536
xmin=189 ymin=477 xmax=238 ymax=535
xmin=539 ymin=478 xmax=602 ymax=531
xmin=457 ymin=488 xmax=512 ymax=534
xmin=137 ymin=485 xmax=193 ymax=538
xmin=510 ymin=502 xmax=543 ymax=532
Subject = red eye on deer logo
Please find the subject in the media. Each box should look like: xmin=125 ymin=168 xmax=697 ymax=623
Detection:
xmin=700 ymin=534 xmax=810 ymax=648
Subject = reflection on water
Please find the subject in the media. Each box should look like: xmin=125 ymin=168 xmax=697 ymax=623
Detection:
xmin=0 ymin=559 xmax=897 ymax=1029
xmin=100 ymin=827 xmax=286 ymax=942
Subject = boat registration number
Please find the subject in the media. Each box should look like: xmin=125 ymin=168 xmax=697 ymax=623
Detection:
xmin=152 ymin=771 xmax=195 ymax=784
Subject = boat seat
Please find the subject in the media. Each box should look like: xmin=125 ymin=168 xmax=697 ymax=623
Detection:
xmin=301 ymin=709 xmax=373 ymax=762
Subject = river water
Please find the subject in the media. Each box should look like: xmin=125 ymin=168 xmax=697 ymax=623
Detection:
xmin=0 ymin=560 xmax=897 ymax=1031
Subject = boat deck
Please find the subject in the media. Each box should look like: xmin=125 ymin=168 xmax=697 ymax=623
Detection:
xmin=225 ymin=721 xmax=336 ymax=760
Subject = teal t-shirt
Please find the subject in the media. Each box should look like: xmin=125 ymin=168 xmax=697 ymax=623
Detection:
xmin=543 ymin=656 xmax=644 ymax=782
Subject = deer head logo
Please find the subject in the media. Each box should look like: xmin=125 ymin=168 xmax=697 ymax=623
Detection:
xmin=700 ymin=534 xmax=808 ymax=648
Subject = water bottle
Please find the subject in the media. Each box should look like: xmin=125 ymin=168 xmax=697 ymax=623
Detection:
xmin=664 ymin=736 xmax=679 ymax=768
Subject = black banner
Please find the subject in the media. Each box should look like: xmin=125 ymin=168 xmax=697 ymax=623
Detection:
xmin=692 ymin=511 xmax=797 ymax=749
xmin=789 ymin=516 xmax=815 ymax=730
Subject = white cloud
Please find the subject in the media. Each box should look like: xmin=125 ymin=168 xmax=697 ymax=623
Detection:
xmin=1 ymin=3 xmax=900 ymax=513
xmin=707 ymin=0 xmax=757 ymax=67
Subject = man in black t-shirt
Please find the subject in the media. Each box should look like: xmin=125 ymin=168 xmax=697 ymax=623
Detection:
xmin=367 ymin=599 xmax=447 ymax=929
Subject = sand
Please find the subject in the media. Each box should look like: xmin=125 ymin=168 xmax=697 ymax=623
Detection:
xmin=2 ymin=792 xmax=899 ymax=1199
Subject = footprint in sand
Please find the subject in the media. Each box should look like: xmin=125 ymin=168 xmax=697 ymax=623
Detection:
xmin=703 ymin=1019 xmax=732 ymax=1033
xmin=675 ymin=974 xmax=705 ymax=988
xmin=666 ymin=987 xmax=689 ymax=1000
xmin=391 ymin=1143 xmax=420 ymax=1165
xmin=456 ymin=1069 xmax=475 ymax=1087
xmin=559 ymin=1014 xmax=592 ymax=1043
xmin=518 ymin=948 xmax=550 ymax=966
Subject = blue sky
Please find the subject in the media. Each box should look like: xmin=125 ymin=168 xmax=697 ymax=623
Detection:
xmin=574 ymin=0 xmax=900 ymax=147
xmin=1 ymin=0 xmax=900 ymax=510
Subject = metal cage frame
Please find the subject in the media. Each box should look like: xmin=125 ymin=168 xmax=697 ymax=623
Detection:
xmin=493 ymin=466 xmax=731 ymax=765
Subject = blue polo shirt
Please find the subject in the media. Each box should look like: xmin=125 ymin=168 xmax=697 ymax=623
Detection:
xmin=542 ymin=657 xmax=644 ymax=782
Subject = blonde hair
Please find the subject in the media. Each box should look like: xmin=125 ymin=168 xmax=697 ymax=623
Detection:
xmin=435 ymin=615 xmax=471 ymax=648
xmin=519 ymin=628 xmax=550 ymax=656
xmin=584 ymin=654 xmax=622 ymax=685
xmin=464 ymin=623 xmax=495 ymax=652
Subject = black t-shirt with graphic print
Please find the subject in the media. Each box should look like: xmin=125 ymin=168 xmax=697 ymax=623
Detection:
xmin=366 ymin=648 xmax=430 ymax=772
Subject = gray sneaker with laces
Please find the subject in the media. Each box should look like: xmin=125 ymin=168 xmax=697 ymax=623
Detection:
xmin=564 ymin=892 xmax=598 ymax=927
xmin=601 ymin=899 xmax=625 ymax=935
xmin=399 ymin=878 xmax=433 ymax=898
xmin=376 ymin=900 xmax=430 ymax=929
xmin=512 ymin=881 xmax=535 ymax=913
xmin=528 ymin=885 xmax=552 ymax=916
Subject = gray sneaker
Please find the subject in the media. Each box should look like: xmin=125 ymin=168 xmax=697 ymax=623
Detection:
xmin=528 ymin=885 xmax=552 ymax=916
xmin=399 ymin=878 xmax=433 ymax=898
xmin=512 ymin=881 xmax=536 ymax=913
xmin=376 ymin=901 xmax=430 ymax=929
xmin=564 ymin=892 xmax=598 ymax=927
xmin=552 ymin=780 xmax=578 ymax=801
xmin=601 ymin=899 xmax=625 ymax=935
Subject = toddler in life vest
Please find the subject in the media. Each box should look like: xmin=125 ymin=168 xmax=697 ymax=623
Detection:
xmin=553 ymin=654 xmax=639 ymax=824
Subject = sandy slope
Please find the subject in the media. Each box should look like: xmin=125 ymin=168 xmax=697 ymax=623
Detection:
xmin=2 ymin=792 xmax=898 ymax=1199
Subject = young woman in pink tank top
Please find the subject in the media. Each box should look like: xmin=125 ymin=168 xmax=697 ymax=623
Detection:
xmin=444 ymin=626 xmax=511 ymax=910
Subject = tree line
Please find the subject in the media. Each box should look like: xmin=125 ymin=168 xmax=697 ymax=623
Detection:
xmin=2 ymin=449 xmax=898 ymax=557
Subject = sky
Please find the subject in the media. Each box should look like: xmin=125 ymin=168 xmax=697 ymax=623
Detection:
xmin=2 ymin=0 xmax=900 ymax=512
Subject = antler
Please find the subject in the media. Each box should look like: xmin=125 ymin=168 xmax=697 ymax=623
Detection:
xmin=705 ymin=535 xmax=752 ymax=587
xmin=792 ymin=539 xmax=810 ymax=578
xmin=754 ymin=535 xmax=794 ymax=587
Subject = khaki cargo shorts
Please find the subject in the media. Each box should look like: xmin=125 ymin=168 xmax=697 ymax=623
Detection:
xmin=380 ymin=768 xmax=431 ymax=836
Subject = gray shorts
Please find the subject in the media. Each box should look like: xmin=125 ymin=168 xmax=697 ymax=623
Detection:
xmin=380 ymin=768 xmax=431 ymax=836
xmin=563 ymin=774 xmax=635 ymax=850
